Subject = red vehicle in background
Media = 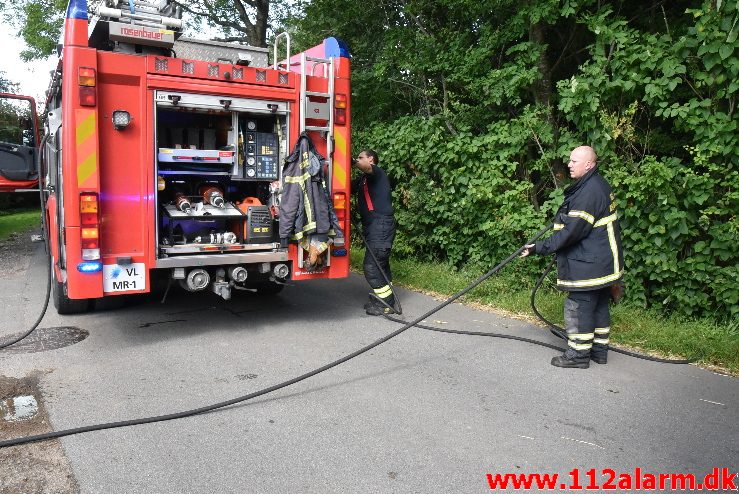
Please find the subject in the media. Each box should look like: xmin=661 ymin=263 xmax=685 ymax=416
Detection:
xmin=0 ymin=93 xmax=40 ymax=192
xmin=3 ymin=0 xmax=352 ymax=313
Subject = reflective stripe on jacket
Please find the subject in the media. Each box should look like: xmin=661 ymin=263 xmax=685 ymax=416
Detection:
xmin=534 ymin=169 xmax=624 ymax=291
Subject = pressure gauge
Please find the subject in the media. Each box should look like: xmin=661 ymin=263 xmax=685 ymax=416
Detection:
xmin=246 ymin=157 xmax=256 ymax=166
xmin=246 ymin=168 xmax=256 ymax=178
xmin=246 ymin=120 xmax=257 ymax=130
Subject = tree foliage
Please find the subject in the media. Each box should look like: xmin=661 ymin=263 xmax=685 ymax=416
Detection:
xmin=0 ymin=0 xmax=290 ymax=59
xmin=0 ymin=71 xmax=20 ymax=93
xmin=0 ymin=0 xmax=66 ymax=61
xmin=174 ymin=0 xmax=296 ymax=47
xmin=288 ymin=0 xmax=739 ymax=319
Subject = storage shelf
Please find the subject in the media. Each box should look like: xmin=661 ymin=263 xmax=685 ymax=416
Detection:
xmin=158 ymin=170 xmax=231 ymax=176
xmin=162 ymin=203 xmax=244 ymax=219
xmin=159 ymin=242 xmax=278 ymax=255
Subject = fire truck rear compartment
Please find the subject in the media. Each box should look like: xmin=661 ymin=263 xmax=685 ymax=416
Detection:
xmin=154 ymin=97 xmax=289 ymax=298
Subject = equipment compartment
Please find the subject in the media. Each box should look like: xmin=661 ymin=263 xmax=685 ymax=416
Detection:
xmin=154 ymin=97 xmax=289 ymax=258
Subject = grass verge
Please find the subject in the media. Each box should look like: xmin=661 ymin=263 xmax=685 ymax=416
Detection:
xmin=0 ymin=209 xmax=40 ymax=242
xmin=351 ymin=246 xmax=739 ymax=375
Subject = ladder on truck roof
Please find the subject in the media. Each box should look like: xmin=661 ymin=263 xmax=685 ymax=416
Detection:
xmin=274 ymin=33 xmax=336 ymax=270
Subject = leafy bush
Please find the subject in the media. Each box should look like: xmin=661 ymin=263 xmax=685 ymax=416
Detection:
xmin=351 ymin=1 xmax=738 ymax=320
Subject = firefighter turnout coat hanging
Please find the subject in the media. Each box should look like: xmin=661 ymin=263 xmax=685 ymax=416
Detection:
xmin=534 ymin=169 xmax=624 ymax=290
xmin=279 ymin=133 xmax=344 ymax=271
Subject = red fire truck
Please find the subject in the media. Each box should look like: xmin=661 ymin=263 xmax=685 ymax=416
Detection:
xmin=30 ymin=0 xmax=352 ymax=313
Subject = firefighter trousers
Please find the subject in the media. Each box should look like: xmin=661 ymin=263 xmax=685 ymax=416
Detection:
xmin=563 ymin=288 xmax=611 ymax=358
xmin=363 ymin=246 xmax=394 ymax=307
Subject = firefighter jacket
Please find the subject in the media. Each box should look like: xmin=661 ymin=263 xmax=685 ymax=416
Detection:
xmin=279 ymin=133 xmax=344 ymax=245
xmin=351 ymin=164 xmax=395 ymax=249
xmin=534 ymin=168 xmax=624 ymax=291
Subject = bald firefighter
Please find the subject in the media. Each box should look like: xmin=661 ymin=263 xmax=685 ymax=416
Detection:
xmin=351 ymin=149 xmax=397 ymax=315
xmin=521 ymin=146 xmax=624 ymax=368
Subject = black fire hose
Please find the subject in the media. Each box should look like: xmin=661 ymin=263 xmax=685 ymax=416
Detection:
xmin=353 ymin=221 xmax=569 ymax=351
xmin=364 ymin=224 xmax=695 ymax=365
xmin=0 ymin=184 xmax=51 ymax=350
xmin=0 ymin=226 xmax=554 ymax=449
xmin=530 ymin=258 xmax=695 ymax=364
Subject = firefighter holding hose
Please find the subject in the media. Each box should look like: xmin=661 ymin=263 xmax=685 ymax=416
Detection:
xmin=520 ymin=146 xmax=624 ymax=369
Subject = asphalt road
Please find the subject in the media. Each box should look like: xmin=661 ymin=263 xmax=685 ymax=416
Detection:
xmin=1 ymin=240 xmax=737 ymax=493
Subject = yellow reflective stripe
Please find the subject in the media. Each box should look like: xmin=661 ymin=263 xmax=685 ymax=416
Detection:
xmin=303 ymin=187 xmax=313 ymax=224
xmin=570 ymin=333 xmax=594 ymax=341
xmin=292 ymin=221 xmax=318 ymax=241
xmin=594 ymin=327 xmax=610 ymax=334
xmin=77 ymin=152 xmax=97 ymax=188
xmin=607 ymin=223 xmax=620 ymax=273
xmin=594 ymin=213 xmax=617 ymax=227
xmin=374 ymin=285 xmax=393 ymax=298
xmin=284 ymin=172 xmax=310 ymax=183
xmin=568 ymin=341 xmax=593 ymax=350
xmin=553 ymin=223 xmax=564 ymax=230
xmin=557 ymin=269 xmax=624 ymax=288
xmin=593 ymin=338 xmax=610 ymax=344
xmin=568 ymin=210 xmax=595 ymax=224
xmin=333 ymin=131 xmax=347 ymax=187
xmin=76 ymin=112 xmax=96 ymax=146
xmin=75 ymin=110 xmax=98 ymax=188
xmin=299 ymin=221 xmax=316 ymax=234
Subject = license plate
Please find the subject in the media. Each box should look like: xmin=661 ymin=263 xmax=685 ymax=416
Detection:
xmin=103 ymin=263 xmax=146 ymax=292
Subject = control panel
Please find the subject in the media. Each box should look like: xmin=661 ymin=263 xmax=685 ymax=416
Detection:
xmin=243 ymin=120 xmax=279 ymax=181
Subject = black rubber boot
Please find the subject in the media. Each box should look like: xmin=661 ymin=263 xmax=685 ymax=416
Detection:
xmin=591 ymin=343 xmax=608 ymax=364
xmin=590 ymin=353 xmax=608 ymax=364
xmin=551 ymin=349 xmax=590 ymax=369
xmin=365 ymin=296 xmax=396 ymax=316
xmin=364 ymin=294 xmax=394 ymax=312
xmin=365 ymin=303 xmax=396 ymax=316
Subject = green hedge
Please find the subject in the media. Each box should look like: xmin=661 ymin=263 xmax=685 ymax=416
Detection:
xmin=353 ymin=2 xmax=738 ymax=320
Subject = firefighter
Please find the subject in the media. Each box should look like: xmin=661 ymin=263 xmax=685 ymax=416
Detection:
xmin=351 ymin=149 xmax=397 ymax=315
xmin=520 ymin=146 xmax=624 ymax=368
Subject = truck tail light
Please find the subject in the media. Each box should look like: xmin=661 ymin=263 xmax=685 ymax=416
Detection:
xmin=78 ymin=67 xmax=96 ymax=86
xmin=79 ymin=67 xmax=96 ymax=106
xmin=334 ymin=93 xmax=347 ymax=125
xmin=80 ymin=193 xmax=100 ymax=260
xmin=333 ymin=192 xmax=346 ymax=220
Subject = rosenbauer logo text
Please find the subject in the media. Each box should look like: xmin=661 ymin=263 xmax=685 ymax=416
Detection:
xmin=120 ymin=27 xmax=164 ymax=40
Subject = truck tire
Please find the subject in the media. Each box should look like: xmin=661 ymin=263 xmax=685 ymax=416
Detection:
xmin=52 ymin=258 xmax=91 ymax=314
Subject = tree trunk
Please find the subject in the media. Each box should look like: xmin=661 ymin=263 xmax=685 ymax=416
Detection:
xmin=529 ymin=20 xmax=566 ymax=189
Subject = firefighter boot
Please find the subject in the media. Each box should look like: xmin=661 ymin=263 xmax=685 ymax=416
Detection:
xmin=591 ymin=327 xmax=610 ymax=364
xmin=365 ymin=295 xmax=396 ymax=316
xmin=551 ymin=348 xmax=590 ymax=369
xmin=590 ymin=344 xmax=608 ymax=364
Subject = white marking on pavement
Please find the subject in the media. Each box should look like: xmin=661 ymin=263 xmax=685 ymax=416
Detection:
xmin=560 ymin=436 xmax=605 ymax=449
xmin=699 ymin=399 xmax=725 ymax=406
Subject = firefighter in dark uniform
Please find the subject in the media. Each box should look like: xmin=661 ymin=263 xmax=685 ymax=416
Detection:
xmin=351 ymin=149 xmax=397 ymax=315
xmin=521 ymin=146 xmax=624 ymax=368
